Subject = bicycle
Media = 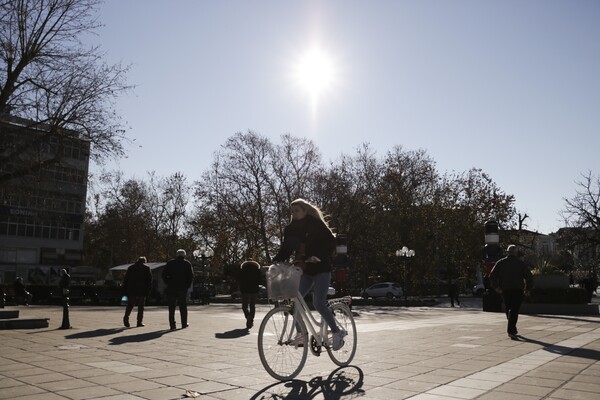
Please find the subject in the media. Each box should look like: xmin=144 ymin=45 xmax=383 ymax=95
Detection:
xmin=257 ymin=264 xmax=357 ymax=381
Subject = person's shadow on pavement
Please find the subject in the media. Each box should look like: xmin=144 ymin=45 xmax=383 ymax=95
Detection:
xmin=109 ymin=330 xmax=172 ymax=345
xmin=65 ymin=328 xmax=127 ymax=339
xmin=514 ymin=335 xmax=600 ymax=360
xmin=215 ymin=328 xmax=250 ymax=339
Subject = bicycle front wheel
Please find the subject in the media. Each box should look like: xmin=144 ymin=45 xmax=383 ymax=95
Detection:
xmin=327 ymin=303 xmax=357 ymax=366
xmin=258 ymin=305 xmax=308 ymax=381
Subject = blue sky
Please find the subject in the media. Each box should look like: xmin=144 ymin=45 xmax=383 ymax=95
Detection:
xmin=93 ymin=0 xmax=600 ymax=234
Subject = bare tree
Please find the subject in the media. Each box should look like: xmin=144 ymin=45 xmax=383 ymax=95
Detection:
xmin=0 ymin=0 xmax=132 ymax=183
xmin=559 ymin=171 xmax=600 ymax=271
xmin=143 ymin=172 xmax=190 ymax=259
xmin=562 ymin=171 xmax=600 ymax=237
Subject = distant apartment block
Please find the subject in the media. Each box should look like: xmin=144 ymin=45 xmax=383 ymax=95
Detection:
xmin=0 ymin=115 xmax=90 ymax=284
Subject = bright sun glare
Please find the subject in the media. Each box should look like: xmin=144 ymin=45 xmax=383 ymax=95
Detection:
xmin=294 ymin=47 xmax=336 ymax=97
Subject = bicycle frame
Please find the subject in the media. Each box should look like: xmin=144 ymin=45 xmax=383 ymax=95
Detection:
xmin=291 ymin=291 xmax=328 ymax=346
xmin=288 ymin=293 xmax=352 ymax=348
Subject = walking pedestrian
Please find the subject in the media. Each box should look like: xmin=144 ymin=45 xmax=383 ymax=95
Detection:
xmin=59 ymin=269 xmax=70 ymax=296
xmin=273 ymin=198 xmax=346 ymax=350
xmin=162 ymin=249 xmax=194 ymax=330
xmin=448 ymin=279 xmax=460 ymax=308
xmin=122 ymin=256 xmax=153 ymax=328
xmin=13 ymin=277 xmax=32 ymax=306
xmin=489 ymin=244 xmax=533 ymax=339
xmin=239 ymin=260 xmax=261 ymax=329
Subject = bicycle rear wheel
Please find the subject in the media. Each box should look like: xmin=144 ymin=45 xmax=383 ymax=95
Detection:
xmin=258 ymin=305 xmax=308 ymax=380
xmin=327 ymin=303 xmax=357 ymax=366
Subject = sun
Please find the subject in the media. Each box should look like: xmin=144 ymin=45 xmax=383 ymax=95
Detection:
xmin=293 ymin=47 xmax=336 ymax=98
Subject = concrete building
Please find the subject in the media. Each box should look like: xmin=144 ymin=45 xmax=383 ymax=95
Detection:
xmin=0 ymin=115 xmax=90 ymax=284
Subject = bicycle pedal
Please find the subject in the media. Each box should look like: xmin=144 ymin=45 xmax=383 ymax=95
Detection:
xmin=310 ymin=346 xmax=321 ymax=357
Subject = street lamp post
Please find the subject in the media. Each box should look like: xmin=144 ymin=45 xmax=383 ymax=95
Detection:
xmin=193 ymin=246 xmax=214 ymax=305
xmin=396 ymin=246 xmax=415 ymax=305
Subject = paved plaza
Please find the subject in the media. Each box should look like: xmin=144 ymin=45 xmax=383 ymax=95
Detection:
xmin=1 ymin=299 xmax=599 ymax=400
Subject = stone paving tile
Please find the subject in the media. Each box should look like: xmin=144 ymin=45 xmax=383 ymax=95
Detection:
xmin=55 ymin=385 xmax=122 ymax=400
xmin=183 ymin=379 xmax=242 ymax=395
xmin=29 ymin=360 xmax=87 ymax=372
xmin=0 ymin=376 xmax=24 ymax=388
xmin=547 ymin=388 xmax=598 ymax=400
xmin=366 ymin=385 xmax=419 ymax=399
xmin=108 ymin=379 xmax=165 ymax=392
xmin=0 ymin=360 xmax=28 ymax=372
xmin=571 ymin=373 xmax=600 ymax=384
xmin=0 ymin=384 xmax=46 ymax=399
xmin=494 ymin=381 xmax=556 ymax=397
xmin=425 ymin=384 xmax=486 ymax=399
xmin=370 ymin=367 xmax=420 ymax=380
xmin=446 ymin=377 xmax=502 ymax=391
xmin=149 ymin=374 xmax=205 ymax=386
xmin=408 ymin=372 xmax=459 ymax=385
xmin=524 ymin=369 xmax=576 ymax=381
xmin=562 ymin=380 xmax=600 ymax=393
xmin=1 ymin=366 xmax=52 ymax=378
xmin=404 ymin=393 xmax=455 ymax=399
xmin=477 ymin=391 xmax=541 ymax=400
xmin=36 ymin=377 xmax=97 ymax=392
xmin=14 ymin=372 xmax=72 ymax=384
xmin=13 ymin=393 xmax=71 ymax=400
xmin=130 ymin=386 xmax=188 ymax=400
xmin=81 ymin=395 xmax=146 ymax=400
xmin=433 ymin=368 xmax=473 ymax=379
xmin=384 ymin=378 xmax=439 ymax=392
xmin=65 ymin=367 xmax=115 ymax=378
xmin=84 ymin=373 xmax=141 ymax=385
xmin=511 ymin=375 xmax=565 ymax=388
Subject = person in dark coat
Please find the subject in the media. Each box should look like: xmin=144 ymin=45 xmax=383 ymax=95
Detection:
xmin=13 ymin=277 xmax=33 ymax=306
xmin=239 ymin=260 xmax=261 ymax=329
xmin=162 ymin=249 xmax=194 ymax=330
xmin=490 ymin=245 xmax=533 ymax=339
xmin=123 ymin=257 xmax=153 ymax=327
xmin=448 ymin=280 xmax=460 ymax=308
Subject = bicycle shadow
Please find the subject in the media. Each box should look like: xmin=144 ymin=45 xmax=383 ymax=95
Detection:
xmin=250 ymin=365 xmax=365 ymax=400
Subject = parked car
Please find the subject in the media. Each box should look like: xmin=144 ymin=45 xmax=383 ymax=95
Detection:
xmin=472 ymin=283 xmax=485 ymax=296
xmin=362 ymin=282 xmax=403 ymax=299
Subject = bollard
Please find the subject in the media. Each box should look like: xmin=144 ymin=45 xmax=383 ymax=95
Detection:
xmin=59 ymin=269 xmax=71 ymax=329
xmin=60 ymin=294 xmax=71 ymax=329
xmin=0 ymin=288 xmax=4 ymax=308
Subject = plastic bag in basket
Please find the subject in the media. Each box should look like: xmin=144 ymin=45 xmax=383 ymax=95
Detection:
xmin=266 ymin=263 xmax=302 ymax=300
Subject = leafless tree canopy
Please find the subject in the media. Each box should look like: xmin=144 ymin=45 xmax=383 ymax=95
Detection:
xmin=561 ymin=171 xmax=600 ymax=245
xmin=85 ymin=170 xmax=191 ymax=268
xmin=0 ymin=0 xmax=132 ymax=183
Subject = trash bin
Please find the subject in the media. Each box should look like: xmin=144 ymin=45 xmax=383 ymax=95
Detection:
xmin=482 ymin=290 xmax=503 ymax=312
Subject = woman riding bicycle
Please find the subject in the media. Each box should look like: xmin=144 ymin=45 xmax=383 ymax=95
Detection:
xmin=272 ymin=198 xmax=346 ymax=350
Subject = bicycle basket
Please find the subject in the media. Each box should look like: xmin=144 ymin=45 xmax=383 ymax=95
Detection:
xmin=266 ymin=263 xmax=302 ymax=300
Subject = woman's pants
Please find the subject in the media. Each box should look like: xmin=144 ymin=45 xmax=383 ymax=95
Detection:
xmin=299 ymin=272 xmax=338 ymax=333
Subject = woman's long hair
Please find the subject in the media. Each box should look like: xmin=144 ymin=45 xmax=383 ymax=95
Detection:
xmin=290 ymin=198 xmax=334 ymax=233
